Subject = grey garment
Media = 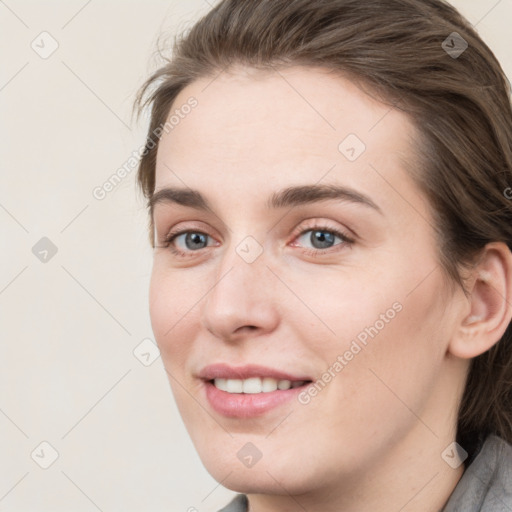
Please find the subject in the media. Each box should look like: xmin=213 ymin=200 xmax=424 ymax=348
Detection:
xmin=217 ymin=435 xmax=512 ymax=512
xmin=441 ymin=434 xmax=512 ymax=511
xmin=217 ymin=494 xmax=248 ymax=512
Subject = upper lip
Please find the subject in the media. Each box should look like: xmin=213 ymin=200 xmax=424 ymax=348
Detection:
xmin=198 ymin=363 xmax=313 ymax=382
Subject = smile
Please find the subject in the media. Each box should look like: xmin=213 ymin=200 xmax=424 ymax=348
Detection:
xmin=199 ymin=363 xmax=314 ymax=417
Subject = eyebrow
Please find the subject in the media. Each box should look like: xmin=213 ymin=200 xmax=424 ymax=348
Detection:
xmin=148 ymin=184 xmax=383 ymax=217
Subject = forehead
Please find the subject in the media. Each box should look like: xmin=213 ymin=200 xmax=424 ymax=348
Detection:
xmin=154 ymin=65 xmax=423 ymax=218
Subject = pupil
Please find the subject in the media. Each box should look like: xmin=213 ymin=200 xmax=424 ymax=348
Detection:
xmin=312 ymin=230 xmax=334 ymax=249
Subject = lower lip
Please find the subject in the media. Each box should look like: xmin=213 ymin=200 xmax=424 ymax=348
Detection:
xmin=204 ymin=380 xmax=310 ymax=418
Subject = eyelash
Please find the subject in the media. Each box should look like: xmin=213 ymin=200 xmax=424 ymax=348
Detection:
xmin=160 ymin=222 xmax=355 ymax=259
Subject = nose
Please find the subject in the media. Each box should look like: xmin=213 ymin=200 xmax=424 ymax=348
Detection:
xmin=200 ymin=240 xmax=280 ymax=342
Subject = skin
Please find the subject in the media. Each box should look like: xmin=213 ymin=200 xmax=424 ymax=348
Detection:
xmin=148 ymin=65 xmax=512 ymax=512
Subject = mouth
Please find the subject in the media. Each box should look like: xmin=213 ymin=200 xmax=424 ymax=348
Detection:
xmin=199 ymin=363 xmax=314 ymax=417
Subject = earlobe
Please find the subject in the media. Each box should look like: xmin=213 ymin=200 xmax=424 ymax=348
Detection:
xmin=449 ymin=242 xmax=512 ymax=359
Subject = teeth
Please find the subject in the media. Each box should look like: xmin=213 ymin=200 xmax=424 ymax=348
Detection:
xmin=214 ymin=378 xmax=228 ymax=392
xmin=243 ymin=377 xmax=262 ymax=394
xmin=226 ymin=379 xmax=243 ymax=393
xmin=262 ymin=377 xmax=278 ymax=392
xmin=213 ymin=377 xmax=306 ymax=394
xmin=277 ymin=379 xmax=291 ymax=390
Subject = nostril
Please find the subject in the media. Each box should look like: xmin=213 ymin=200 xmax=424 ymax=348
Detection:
xmin=235 ymin=325 xmax=257 ymax=334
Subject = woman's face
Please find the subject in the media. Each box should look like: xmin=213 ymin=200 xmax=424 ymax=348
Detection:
xmin=149 ymin=66 xmax=465 ymax=496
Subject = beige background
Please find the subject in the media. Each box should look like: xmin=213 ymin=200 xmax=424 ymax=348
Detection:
xmin=1 ymin=1 xmax=511 ymax=511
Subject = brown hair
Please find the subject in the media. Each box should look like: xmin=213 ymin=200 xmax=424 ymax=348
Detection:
xmin=133 ymin=0 xmax=512 ymax=453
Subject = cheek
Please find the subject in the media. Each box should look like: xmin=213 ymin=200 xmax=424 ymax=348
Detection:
xmin=294 ymin=249 xmax=448 ymax=405
xmin=148 ymin=266 xmax=200 ymax=364
xmin=275 ymin=262 xmax=398 ymax=357
xmin=324 ymin=270 xmax=449 ymax=430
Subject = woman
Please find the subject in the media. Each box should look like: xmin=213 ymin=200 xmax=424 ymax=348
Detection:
xmin=133 ymin=0 xmax=512 ymax=510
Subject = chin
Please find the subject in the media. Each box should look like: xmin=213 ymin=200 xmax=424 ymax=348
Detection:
xmin=210 ymin=466 xmax=309 ymax=496
xmin=195 ymin=442 xmax=319 ymax=496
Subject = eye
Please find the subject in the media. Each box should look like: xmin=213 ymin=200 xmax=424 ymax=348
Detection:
xmin=291 ymin=225 xmax=354 ymax=255
xmin=161 ymin=230 xmax=215 ymax=257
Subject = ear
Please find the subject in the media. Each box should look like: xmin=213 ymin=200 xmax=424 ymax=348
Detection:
xmin=448 ymin=242 xmax=512 ymax=359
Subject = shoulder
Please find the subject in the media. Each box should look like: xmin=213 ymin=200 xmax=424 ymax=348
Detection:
xmin=216 ymin=494 xmax=248 ymax=512
xmin=442 ymin=434 xmax=512 ymax=511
